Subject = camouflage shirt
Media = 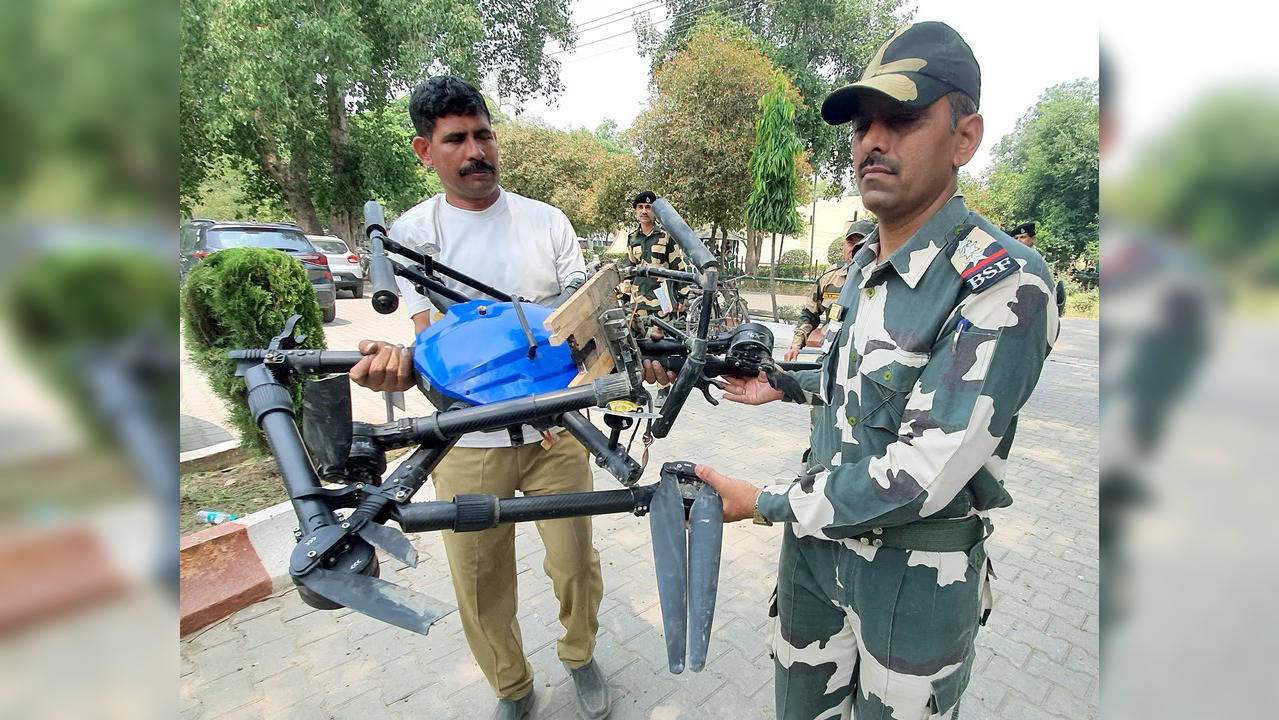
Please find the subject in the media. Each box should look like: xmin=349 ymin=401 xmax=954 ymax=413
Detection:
xmin=790 ymin=263 xmax=850 ymax=351
xmin=757 ymin=195 xmax=1060 ymax=538
xmin=617 ymin=225 xmax=691 ymax=319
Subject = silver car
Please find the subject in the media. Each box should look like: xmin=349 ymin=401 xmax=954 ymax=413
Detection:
xmin=307 ymin=235 xmax=365 ymax=298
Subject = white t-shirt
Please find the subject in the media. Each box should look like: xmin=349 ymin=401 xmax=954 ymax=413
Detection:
xmin=389 ymin=187 xmax=586 ymax=447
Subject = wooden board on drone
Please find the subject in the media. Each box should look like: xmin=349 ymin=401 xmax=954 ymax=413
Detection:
xmin=544 ymin=264 xmax=623 ymax=387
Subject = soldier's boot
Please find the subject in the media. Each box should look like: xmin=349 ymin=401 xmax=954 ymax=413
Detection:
xmin=565 ymin=658 xmax=611 ymax=719
xmin=491 ymin=690 xmax=534 ymax=720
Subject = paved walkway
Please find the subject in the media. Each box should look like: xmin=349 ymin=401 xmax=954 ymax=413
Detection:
xmin=180 ymin=295 xmax=1098 ymax=720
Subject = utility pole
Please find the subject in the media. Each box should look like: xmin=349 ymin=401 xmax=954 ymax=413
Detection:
xmin=808 ymin=168 xmax=818 ymax=277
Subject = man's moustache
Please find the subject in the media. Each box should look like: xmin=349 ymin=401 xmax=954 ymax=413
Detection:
xmin=859 ymin=154 xmax=898 ymax=174
xmin=459 ymin=161 xmax=495 ymax=176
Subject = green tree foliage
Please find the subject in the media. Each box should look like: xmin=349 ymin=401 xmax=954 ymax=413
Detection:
xmin=181 ymin=249 xmax=327 ymax=453
xmin=747 ymin=76 xmax=805 ymax=318
xmin=1120 ymin=90 xmax=1279 ymax=282
xmin=636 ymin=0 xmax=910 ymax=187
xmin=982 ymin=79 xmax=1099 ymax=273
xmin=496 ymin=121 xmax=640 ymax=236
xmin=631 ymin=15 xmax=784 ymax=237
xmin=180 ymin=0 xmax=573 ymax=241
xmin=590 ymin=120 xmax=631 ymax=155
xmin=746 ymin=77 xmax=805 ymax=236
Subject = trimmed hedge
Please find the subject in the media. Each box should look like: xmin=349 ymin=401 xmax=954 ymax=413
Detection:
xmin=181 ymin=248 xmax=327 ymax=453
xmin=4 ymin=249 xmax=177 ymax=445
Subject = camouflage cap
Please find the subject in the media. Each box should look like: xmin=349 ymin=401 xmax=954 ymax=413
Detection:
xmin=845 ymin=219 xmax=877 ymax=238
xmin=821 ymin=21 xmax=980 ymax=126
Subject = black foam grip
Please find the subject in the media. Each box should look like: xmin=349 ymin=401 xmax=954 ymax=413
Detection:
xmin=369 ymin=253 xmax=399 ymax=314
xmin=652 ymin=198 xmax=716 ymax=271
xmin=247 ymin=378 xmax=295 ymax=424
xmin=453 ymin=494 xmax=499 ymax=532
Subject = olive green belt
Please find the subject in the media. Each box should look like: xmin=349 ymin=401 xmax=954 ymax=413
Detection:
xmin=849 ymin=516 xmax=986 ymax=552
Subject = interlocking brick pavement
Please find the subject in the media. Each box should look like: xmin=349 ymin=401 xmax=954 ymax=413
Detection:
xmin=180 ymin=295 xmax=1098 ymax=719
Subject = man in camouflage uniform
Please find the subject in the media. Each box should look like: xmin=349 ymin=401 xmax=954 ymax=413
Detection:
xmin=617 ymin=190 xmax=690 ymax=326
xmin=785 ymin=219 xmax=877 ymax=362
xmin=695 ymin=22 xmax=1059 ymax=719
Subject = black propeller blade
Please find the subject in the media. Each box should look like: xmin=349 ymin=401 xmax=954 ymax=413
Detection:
xmin=649 ymin=471 xmax=688 ymax=673
xmin=687 ymin=484 xmax=723 ymax=672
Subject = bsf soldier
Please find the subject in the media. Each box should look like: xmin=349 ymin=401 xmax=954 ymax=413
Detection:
xmin=617 ymin=190 xmax=690 ymax=326
xmin=692 ymin=22 xmax=1060 ymax=719
xmin=1011 ymin=221 xmax=1036 ymax=248
xmin=1011 ymin=221 xmax=1067 ymax=316
xmin=784 ymin=219 xmax=877 ymax=361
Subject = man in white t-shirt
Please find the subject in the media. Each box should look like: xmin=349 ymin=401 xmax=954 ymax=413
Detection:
xmin=349 ymin=76 xmax=609 ymax=720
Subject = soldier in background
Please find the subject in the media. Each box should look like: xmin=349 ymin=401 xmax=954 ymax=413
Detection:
xmin=1011 ymin=221 xmax=1036 ymax=247
xmin=692 ymin=22 xmax=1059 ymax=718
xmin=784 ymin=219 xmax=877 ymax=361
xmin=617 ymin=190 xmax=690 ymax=326
xmin=618 ymin=190 xmax=691 ymax=407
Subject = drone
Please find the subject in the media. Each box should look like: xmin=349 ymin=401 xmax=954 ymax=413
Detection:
xmin=227 ymin=198 xmax=816 ymax=673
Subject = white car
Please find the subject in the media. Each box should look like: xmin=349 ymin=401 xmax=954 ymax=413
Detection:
xmin=307 ymin=235 xmax=365 ymax=298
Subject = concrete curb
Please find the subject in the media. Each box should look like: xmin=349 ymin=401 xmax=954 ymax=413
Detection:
xmin=180 ymin=438 xmax=244 ymax=474
xmin=179 ymin=453 xmax=413 ymax=637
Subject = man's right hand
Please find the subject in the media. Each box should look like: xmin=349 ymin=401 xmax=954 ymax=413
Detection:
xmin=722 ymin=371 xmax=783 ymax=405
xmin=349 ymin=340 xmax=415 ymax=392
xmin=783 ymin=347 xmax=801 ymax=362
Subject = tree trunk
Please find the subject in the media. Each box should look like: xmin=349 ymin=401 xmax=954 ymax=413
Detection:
xmin=328 ymin=207 xmax=360 ymax=249
xmin=769 ymin=232 xmax=779 ymax=322
xmin=326 ymin=86 xmax=362 ymax=246
xmin=709 ymin=221 xmax=718 ymax=257
xmin=252 ymin=110 xmax=323 ymax=233
xmin=745 ymin=227 xmax=762 ymax=274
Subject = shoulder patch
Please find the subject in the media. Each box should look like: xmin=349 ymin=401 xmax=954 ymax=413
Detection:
xmin=950 ymin=227 xmax=1018 ymax=293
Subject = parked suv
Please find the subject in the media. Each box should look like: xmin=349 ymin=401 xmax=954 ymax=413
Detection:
xmin=179 ymin=220 xmax=337 ymax=322
xmin=306 ymin=235 xmax=365 ymax=298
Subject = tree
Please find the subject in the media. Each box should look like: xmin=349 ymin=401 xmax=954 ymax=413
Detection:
xmin=1119 ymin=90 xmax=1279 ymax=282
xmin=636 ymin=0 xmax=911 ymax=188
xmin=496 ymin=121 xmax=640 ymax=236
xmin=631 ymin=14 xmax=788 ymax=265
xmin=180 ymin=0 xmax=574 ymax=243
xmin=746 ymin=77 xmax=805 ymax=320
xmin=982 ymin=79 xmax=1099 ymax=273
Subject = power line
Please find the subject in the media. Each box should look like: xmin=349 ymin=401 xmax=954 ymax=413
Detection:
xmin=550 ymin=0 xmax=754 ymax=58
xmin=557 ymin=2 xmax=757 ymax=65
xmin=574 ymin=0 xmax=665 ymax=34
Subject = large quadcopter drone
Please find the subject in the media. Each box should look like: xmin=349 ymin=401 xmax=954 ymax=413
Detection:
xmin=227 ymin=198 xmax=815 ymax=673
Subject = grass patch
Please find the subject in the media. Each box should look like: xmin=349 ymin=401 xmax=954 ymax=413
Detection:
xmin=1063 ymin=286 xmax=1099 ymax=319
xmin=180 ymin=455 xmax=289 ymax=535
xmin=179 ymin=446 xmax=413 ymax=535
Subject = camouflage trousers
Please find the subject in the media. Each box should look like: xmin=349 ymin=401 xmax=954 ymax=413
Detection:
xmin=770 ymin=525 xmax=992 ymax=719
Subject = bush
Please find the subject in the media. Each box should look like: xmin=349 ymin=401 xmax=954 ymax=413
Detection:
xmin=828 ymin=238 xmax=844 ymax=265
xmin=599 ymin=252 xmax=626 ymax=265
xmin=4 ymin=249 xmax=177 ymax=445
xmin=776 ymin=263 xmax=808 ymax=279
xmin=182 ymin=248 xmax=327 ymax=453
xmin=780 ymin=249 xmax=810 ymax=266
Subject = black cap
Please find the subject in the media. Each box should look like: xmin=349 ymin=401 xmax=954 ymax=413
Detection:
xmin=822 ymin=21 xmax=981 ymax=126
xmin=633 ymin=190 xmax=656 ymax=207
xmin=1011 ymin=222 xmax=1036 ymax=237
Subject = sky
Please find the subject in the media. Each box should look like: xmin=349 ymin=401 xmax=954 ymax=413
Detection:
xmin=511 ymin=0 xmax=1100 ymax=178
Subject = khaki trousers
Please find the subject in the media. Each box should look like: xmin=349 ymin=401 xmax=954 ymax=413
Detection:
xmin=431 ymin=431 xmax=604 ymax=701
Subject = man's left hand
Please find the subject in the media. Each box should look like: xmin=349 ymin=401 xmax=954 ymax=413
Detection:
xmin=694 ymin=464 xmax=760 ymax=523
